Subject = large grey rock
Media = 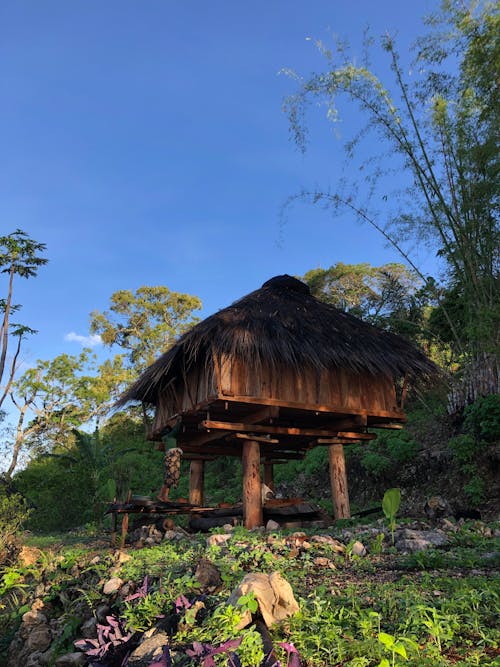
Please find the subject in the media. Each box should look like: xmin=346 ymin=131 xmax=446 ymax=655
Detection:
xmin=395 ymin=528 xmax=449 ymax=552
xmin=127 ymin=631 xmax=169 ymax=667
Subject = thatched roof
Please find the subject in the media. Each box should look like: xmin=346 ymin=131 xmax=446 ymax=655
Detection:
xmin=120 ymin=275 xmax=438 ymax=406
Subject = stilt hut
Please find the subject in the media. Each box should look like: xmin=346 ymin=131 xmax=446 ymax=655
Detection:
xmin=120 ymin=275 xmax=437 ymax=527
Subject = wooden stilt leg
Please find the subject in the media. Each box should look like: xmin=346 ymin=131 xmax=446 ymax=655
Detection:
xmin=111 ymin=512 xmax=117 ymax=547
xmin=242 ymin=439 xmax=262 ymax=529
xmin=121 ymin=513 xmax=129 ymax=549
xmin=329 ymin=444 xmax=351 ymax=519
xmin=264 ymin=462 xmax=275 ymax=492
xmin=189 ymin=460 xmax=205 ymax=506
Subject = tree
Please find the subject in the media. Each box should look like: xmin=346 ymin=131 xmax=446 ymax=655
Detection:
xmin=3 ymin=351 xmax=131 ymax=479
xmin=284 ymin=1 xmax=499 ymax=372
xmin=90 ymin=286 xmax=202 ymax=373
xmin=302 ymin=262 xmax=431 ymax=338
xmin=0 ymin=230 xmax=48 ymax=410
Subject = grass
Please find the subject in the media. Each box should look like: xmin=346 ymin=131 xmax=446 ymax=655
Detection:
xmin=1 ymin=519 xmax=499 ymax=666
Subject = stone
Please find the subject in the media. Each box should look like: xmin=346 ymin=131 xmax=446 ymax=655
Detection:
xmin=395 ymin=528 xmax=449 ymax=552
xmin=311 ymin=535 xmax=345 ymax=553
xmin=194 ymin=558 xmax=222 ymax=593
xmin=350 ymin=541 xmax=367 ymax=557
xmin=206 ymin=533 xmax=232 ymax=547
xmin=265 ymin=520 xmax=280 ymax=532
xmin=26 ymin=625 xmax=52 ymax=652
xmin=18 ymin=546 xmax=43 ymax=567
xmin=115 ymin=550 xmax=132 ymax=564
xmin=80 ymin=617 xmax=97 ymax=639
xmin=227 ymin=572 xmax=299 ymax=629
xmin=54 ymin=652 xmax=87 ymax=666
xmin=223 ymin=523 xmax=235 ymax=533
xmin=127 ymin=631 xmax=170 ymax=667
xmin=424 ymin=496 xmax=452 ymax=520
xmin=103 ymin=577 xmax=124 ymax=595
xmin=95 ymin=603 xmax=112 ymax=624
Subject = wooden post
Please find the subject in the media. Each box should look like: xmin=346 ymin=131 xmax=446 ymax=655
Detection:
xmin=328 ymin=444 xmax=351 ymax=519
xmin=264 ymin=461 xmax=274 ymax=492
xmin=189 ymin=460 xmax=205 ymax=506
xmin=242 ymin=439 xmax=263 ymax=529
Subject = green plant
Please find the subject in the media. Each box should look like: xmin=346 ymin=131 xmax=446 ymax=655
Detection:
xmin=0 ymin=492 xmax=32 ymax=565
xmin=377 ymin=632 xmax=417 ymax=666
xmin=463 ymin=395 xmax=500 ymax=443
xmin=382 ymin=488 xmax=401 ymax=545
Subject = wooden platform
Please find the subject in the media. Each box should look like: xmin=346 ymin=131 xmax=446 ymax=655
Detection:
xmin=106 ymin=496 xmax=325 ymax=544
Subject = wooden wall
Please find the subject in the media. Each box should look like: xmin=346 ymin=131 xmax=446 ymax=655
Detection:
xmin=152 ymin=355 xmax=398 ymax=432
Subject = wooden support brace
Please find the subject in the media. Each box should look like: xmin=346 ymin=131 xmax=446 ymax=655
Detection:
xmin=264 ymin=461 xmax=275 ymax=492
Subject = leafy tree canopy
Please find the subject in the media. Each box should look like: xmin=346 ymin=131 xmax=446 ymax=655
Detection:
xmin=90 ymin=286 xmax=202 ymax=372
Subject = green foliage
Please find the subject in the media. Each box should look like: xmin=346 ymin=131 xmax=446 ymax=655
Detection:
xmin=0 ymin=491 xmax=32 ymax=565
xmin=90 ymin=285 xmax=201 ymax=372
xmin=463 ymin=394 xmax=500 ymax=443
xmin=359 ymin=431 xmax=419 ymax=476
xmin=303 ymin=262 xmax=429 ymax=342
xmin=382 ymin=488 xmax=401 ymax=545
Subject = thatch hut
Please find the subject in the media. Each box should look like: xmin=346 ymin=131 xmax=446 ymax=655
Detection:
xmin=121 ymin=275 xmax=437 ymax=527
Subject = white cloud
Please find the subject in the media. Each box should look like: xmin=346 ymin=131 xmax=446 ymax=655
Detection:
xmin=64 ymin=332 xmax=102 ymax=347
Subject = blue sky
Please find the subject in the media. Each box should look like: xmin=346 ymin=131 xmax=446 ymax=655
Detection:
xmin=1 ymin=0 xmax=438 ymax=369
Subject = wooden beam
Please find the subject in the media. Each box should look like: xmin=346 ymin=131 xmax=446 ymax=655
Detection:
xmin=329 ymin=444 xmax=350 ymax=520
xmin=183 ymin=406 xmax=280 ymax=448
xmin=235 ymin=433 xmax=279 ymax=443
xmin=264 ymin=461 xmax=274 ymax=492
xmin=242 ymin=440 xmax=262 ymax=529
xmin=201 ymin=420 xmax=376 ymax=439
xmin=217 ymin=394 xmax=406 ymax=420
xmin=189 ymin=460 xmax=205 ymax=506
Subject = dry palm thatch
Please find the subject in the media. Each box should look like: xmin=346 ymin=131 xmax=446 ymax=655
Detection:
xmin=119 ymin=275 xmax=438 ymax=406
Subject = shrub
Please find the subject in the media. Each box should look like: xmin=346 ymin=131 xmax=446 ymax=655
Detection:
xmin=0 ymin=492 xmax=32 ymax=566
xmin=463 ymin=394 xmax=500 ymax=443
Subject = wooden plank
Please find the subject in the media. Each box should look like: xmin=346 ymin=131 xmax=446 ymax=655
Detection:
xmin=216 ymin=394 xmax=406 ymax=420
xmin=183 ymin=406 xmax=280 ymax=448
xmin=235 ymin=433 xmax=279 ymax=443
xmin=201 ymin=420 xmax=377 ymax=439
xmin=242 ymin=439 xmax=263 ymax=529
xmin=329 ymin=444 xmax=350 ymax=520
xmin=264 ymin=462 xmax=274 ymax=492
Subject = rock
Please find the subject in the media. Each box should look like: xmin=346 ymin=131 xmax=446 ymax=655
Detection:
xmin=26 ymin=625 xmax=52 ymax=652
xmin=223 ymin=523 xmax=235 ymax=533
xmin=194 ymin=559 xmax=222 ymax=593
xmin=115 ymin=550 xmax=132 ymax=564
xmin=350 ymin=541 xmax=367 ymax=557
xmin=127 ymin=631 xmax=170 ymax=667
xmin=25 ymin=651 xmax=44 ymax=666
xmin=313 ymin=557 xmax=335 ymax=569
xmin=206 ymin=533 xmax=232 ymax=547
xmin=80 ymin=617 xmax=97 ymax=639
xmin=266 ymin=520 xmax=280 ymax=532
xmin=395 ymin=528 xmax=449 ymax=552
xmin=227 ymin=572 xmax=299 ymax=629
xmin=424 ymin=496 xmax=452 ymax=520
xmin=18 ymin=546 xmax=43 ymax=567
xmin=95 ymin=603 xmax=112 ymax=624
xmin=311 ymin=535 xmax=345 ymax=553
xmin=54 ymin=652 xmax=87 ymax=666
xmin=103 ymin=577 xmax=124 ymax=595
